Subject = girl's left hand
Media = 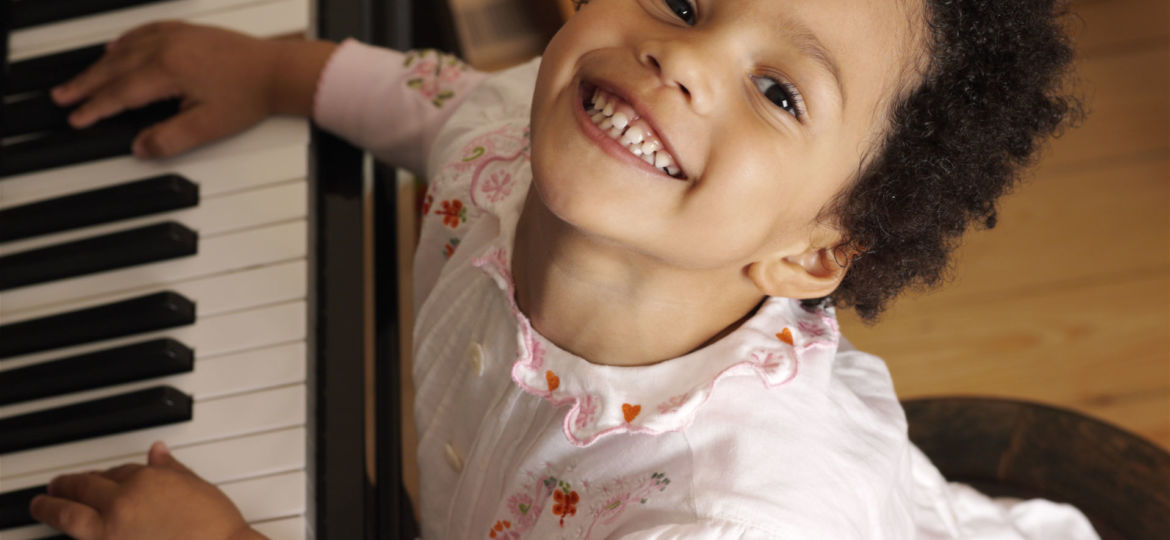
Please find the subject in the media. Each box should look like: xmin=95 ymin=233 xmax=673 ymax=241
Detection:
xmin=29 ymin=441 xmax=268 ymax=540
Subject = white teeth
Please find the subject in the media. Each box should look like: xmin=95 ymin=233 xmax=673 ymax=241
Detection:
xmin=620 ymin=125 xmax=645 ymax=146
xmin=654 ymin=151 xmax=673 ymax=169
xmin=587 ymin=87 xmax=683 ymax=178
xmin=610 ymin=112 xmax=629 ymax=130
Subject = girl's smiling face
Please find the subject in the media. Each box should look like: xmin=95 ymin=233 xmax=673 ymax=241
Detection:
xmin=529 ymin=0 xmax=924 ymax=280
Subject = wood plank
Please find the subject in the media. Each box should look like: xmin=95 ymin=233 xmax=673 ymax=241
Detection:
xmin=840 ymin=275 xmax=1170 ymax=449
xmin=1070 ymin=0 xmax=1169 ymax=56
xmin=881 ymin=153 xmax=1168 ymax=310
xmin=1045 ymin=45 xmax=1169 ymax=168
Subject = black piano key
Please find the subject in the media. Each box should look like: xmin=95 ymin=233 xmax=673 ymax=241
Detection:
xmin=7 ymin=43 xmax=105 ymax=95
xmin=0 ymin=485 xmax=46 ymax=529
xmin=0 ymin=339 xmax=194 ymax=406
xmin=4 ymin=92 xmax=72 ymax=137
xmin=0 ymin=174 xmax=199 ymax=242
xmin=11 ymin=0 xmax=173 ymax=31
xmin=0 ymin=385 xmax=193 ymax=454
xmin=0 ymin=221 xmax=198 ymax=290
xmin=0 ymin=99 xmax=180 ymax=178
xmin=0 ymin=291 xmax=195 ymax=359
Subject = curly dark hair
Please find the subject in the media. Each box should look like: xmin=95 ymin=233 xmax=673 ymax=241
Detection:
xmin=813 ymin=0 xmax=1084 ymax=321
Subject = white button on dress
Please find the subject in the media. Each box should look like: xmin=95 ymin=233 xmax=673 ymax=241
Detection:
xmin=467 ymin=342 xmax=485 ymax=376
xmin=443 ymin=442 xmax=464 ymax=472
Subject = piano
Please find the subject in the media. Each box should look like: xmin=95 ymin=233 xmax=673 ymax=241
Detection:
xmin=0 ymin=0 xmax=416 ymax=538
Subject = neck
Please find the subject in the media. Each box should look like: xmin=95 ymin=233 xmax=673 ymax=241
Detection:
xmin=512 ymin=190 xmax=764 ymax=366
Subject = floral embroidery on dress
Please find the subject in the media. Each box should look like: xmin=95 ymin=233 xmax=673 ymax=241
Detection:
xmin=443 ymin=237 xmax=461 ymax=258
xmin=480 ymin=171 xmax=514 ymax=203
xmin=436 ymin=199 xmax=467 ymax=228
xmin=404 ymin=49 xmax=469 ymax=107
xmin=488 ymin=520 xmax=518 ymax=539
xmin=548 ymin=477 xmax=580 ymax=527
xmin=489 ymin=468 xmax=674 ymax=539
xmin=656 ymin=393 xmax=690 ymax=415
xmin=574 ymin=395 xmax=600 ymax=430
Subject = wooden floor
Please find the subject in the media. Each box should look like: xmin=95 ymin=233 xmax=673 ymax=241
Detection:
xmin=837 ymin=0 xmax=1170 ymax=450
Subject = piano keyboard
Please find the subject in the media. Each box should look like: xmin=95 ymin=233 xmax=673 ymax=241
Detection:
xmin=1 ymin=0 xmax=317 ymax=538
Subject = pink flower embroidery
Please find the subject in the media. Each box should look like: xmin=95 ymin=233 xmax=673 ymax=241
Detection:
xmin=656 ymin=393 xmax=690 ymax=415
xmin=529 ymin=339 xmax=545 ymax=371
xmin=751 ymin=350 xmax=786 ymax=371
xmin=403 ymin=49 xmax=468 ymax=107
xmin=480 ymin=171 xmax=514 ymax=202
xmin=506 ymin=493 xmax=537 ymax=529
xmin=574 ymin=395 xmax=599 ymax=429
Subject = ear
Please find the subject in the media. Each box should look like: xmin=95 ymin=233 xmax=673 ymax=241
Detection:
xmin=747 ymin=243 xmax=851 ymax=299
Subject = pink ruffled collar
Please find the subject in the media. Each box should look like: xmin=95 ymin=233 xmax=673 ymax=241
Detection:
xmin=470 ymin=245 xmax=840 ymax=447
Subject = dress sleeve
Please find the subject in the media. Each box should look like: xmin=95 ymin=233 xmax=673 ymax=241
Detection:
xmin=311 ymin=40 xmax=489 ymax=176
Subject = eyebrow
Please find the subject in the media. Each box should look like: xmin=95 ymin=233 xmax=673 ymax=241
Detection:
xmin=787 ymin=24 xmax=846 ymax=108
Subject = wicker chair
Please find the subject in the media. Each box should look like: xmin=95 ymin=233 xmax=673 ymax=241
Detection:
xmin=904 ymin=397 xmax=1170 ymax=539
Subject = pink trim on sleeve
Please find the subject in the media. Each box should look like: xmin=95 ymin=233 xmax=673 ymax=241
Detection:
xmin=312 ymin=40 xmax=488 ymax=176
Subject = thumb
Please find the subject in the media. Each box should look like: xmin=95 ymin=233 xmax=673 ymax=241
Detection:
xmin=148 ymin=441 xmax=195 ymax=475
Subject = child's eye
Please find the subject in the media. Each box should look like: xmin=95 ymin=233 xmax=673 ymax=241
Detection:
xmin=664 ymin=0 xmax=696 ymax=25
xmin=752 ymin=75 xmax=803 ymax=119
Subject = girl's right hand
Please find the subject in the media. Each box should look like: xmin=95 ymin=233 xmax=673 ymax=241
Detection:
xmin=51 ymin=21 xmax=334 ymax=159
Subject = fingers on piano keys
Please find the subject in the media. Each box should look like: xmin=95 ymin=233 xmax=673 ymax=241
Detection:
xmin=3 ymin=1 xmax=313 ymax=538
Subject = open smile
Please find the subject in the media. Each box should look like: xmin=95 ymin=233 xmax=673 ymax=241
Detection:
xmin=576 ymin=81 xmax=687 ymax=180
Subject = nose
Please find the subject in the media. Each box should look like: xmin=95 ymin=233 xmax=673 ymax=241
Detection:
xmin=638 ymin=39 xmax=715 ymax=115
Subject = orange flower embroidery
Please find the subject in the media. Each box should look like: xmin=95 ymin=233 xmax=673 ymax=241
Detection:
xmin=545 ymin=370 xmax=560 ymax=392
xmin=622 ymin=403 xmax=641 ymax=423
xmin=488 ymin=519 xmax=513 ymax=538
xmin=436 ymin=199 xmax=467 ymax=228
xmin=552 ymin=488 xmax=579 ymax=527
xmin=776 ymin=327 xmax=794 ymax=346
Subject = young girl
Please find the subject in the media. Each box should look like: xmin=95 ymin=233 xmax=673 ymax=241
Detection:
xmin=31 ymin=0 xmax=1093 ymax=538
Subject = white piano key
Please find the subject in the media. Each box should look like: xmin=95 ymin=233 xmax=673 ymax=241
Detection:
xmin=4 ymin=247 xmax=306 ymax=319
xmin=252 ymin=516 xmax=306 ymax=540
xmin=0 ymin=340 xmax=307 ymax=419
xmin=224 ymin=470 xmax=306 ymax=523
xmin=1 ymin=384 xmax=306 ymax=478
xmin=0 ymin=179 xmax=307 ymax=256
xmin=0 ymin=523 xmax=53 ymax=540
xmin=1 ymin=299 xmax=306 ymax=372
xmin=0 ymin=120 xmax=307 ymax=208
xmin=5 ymin=426 xmax=307 ymax=491
xmin=0 ymin=472 xmax=308 ymax=540
xmin=0 ymin=220 xmax=306 ymax=321
xmin=11 ymin=0 xmax=310 ymax=61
